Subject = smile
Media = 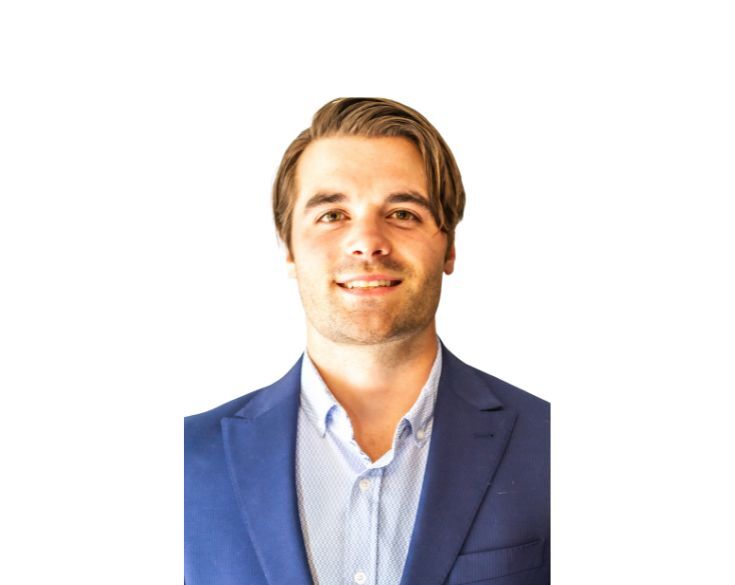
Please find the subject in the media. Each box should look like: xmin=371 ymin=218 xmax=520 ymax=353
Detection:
xmin=337 ymin=280 xmax=402 ymax=289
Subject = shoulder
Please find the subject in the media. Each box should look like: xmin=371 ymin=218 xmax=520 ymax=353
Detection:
xmin=441 ymin=346 xmax=550 ymax=433
xmin=184 ymin=356 xmax=304 ymax=455
xmin=467 ymin=362 xmax=549 ymax=417
xmin=443 ymin=346 xmax=548 ymax=407
xmin=184 ymin=390 xmax=261 ymax=446
xmin=466 ymin=363 xmax=550 ymax=449
xmin=183 ymin=388 xmax=269 ymax=489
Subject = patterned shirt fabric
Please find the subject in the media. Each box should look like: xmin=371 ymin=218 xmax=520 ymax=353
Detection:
xmin=295 ymin=340 xmax=443 ymax=585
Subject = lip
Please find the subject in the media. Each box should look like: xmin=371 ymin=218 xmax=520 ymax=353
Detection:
xmin=336 ymin=274 xmax=402 ymax=284
xmin=335 ymin=274 xmax=403 ymax=295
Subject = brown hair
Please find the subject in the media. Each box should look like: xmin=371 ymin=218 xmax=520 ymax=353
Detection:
xmin=272 ymin=97 xmax=465 ymax=257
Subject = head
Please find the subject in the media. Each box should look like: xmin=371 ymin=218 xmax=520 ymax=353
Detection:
xmin=272 ymin=98 xmax=466 ymax=346
xmin=273 ymin=98 xmax=465 ymax=260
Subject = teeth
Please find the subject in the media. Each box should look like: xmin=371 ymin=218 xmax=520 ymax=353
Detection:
xmin=344 ymin=280 xmax=394 ymax=289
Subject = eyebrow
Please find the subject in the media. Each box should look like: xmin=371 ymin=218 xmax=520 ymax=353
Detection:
xmin=302 ymin=190 xmax=433 ymax=213
xmin=303 ymin=192 xmax=347 ymax=211
xmin=385 ymin=191 xmax=433 ymax=213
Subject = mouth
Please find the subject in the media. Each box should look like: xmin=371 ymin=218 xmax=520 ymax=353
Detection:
xmin=336 ymin=279 xmax=402 ymax=290
xmin=335 ymin=275 xmax=403 ymax=296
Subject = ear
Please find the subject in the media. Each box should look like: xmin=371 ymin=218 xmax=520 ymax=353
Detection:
xmin=444 ymin=243 xmax=456 ymax=275
xmin=285 ymin=248 xmax=297 ymax=279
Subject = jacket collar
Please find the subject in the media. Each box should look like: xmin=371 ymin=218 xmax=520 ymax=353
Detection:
xmin=399 ymin=345 xmax=517 ymax=585
xmin=221 ymin=358 xmax=313 ymax=585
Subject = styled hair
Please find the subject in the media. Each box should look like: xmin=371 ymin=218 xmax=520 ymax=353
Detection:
xmin=272 ymin=97 xmax=465 ymax=257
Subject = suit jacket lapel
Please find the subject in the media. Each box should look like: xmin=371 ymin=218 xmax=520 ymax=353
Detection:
xmin=400 ymin=346 xmax=518 ymax=585
xmin=221 ymin=359 xmax=313 ymax=585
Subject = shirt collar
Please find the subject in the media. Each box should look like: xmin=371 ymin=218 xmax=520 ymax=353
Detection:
xmin=299 ymin=351 xmax=339 ymax=437
xmin=299 ymin=338 xmax=443 ymax=447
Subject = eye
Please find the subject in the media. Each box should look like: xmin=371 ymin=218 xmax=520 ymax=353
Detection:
xmin=389 ymin=209 xmax=419 ymax=222
xmin=318 ymin=210 xmax=346 ymax=223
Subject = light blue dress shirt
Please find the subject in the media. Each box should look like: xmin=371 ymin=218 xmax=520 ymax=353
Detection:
xmin=295 ymin=341 xmax=443 ymax=585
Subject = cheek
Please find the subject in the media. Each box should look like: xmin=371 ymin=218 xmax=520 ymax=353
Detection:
xmin=292 ymin=249 xmax=333 ymax=282
xmin=295 ymin=228 xmax=338 ymax=252
xmin=400 ymin=234 xmax=447 ymax=265
xmin=291 ymin=230 xmax=327 ymax=259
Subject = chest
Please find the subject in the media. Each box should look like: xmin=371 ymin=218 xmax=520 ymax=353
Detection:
xmin=294 ymin=409 xmax=431 ymax=585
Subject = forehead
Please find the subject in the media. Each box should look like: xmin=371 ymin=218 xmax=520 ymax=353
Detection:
xmin=295 ymin=135 xmax=427 ymax=199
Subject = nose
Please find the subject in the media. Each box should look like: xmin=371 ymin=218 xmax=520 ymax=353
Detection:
xmin=344 ymin=215 xmax=391 ymax=258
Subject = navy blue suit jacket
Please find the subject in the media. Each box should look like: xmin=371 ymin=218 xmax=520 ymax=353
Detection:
xmin=185 ymin=345 xmax=550 ymax=584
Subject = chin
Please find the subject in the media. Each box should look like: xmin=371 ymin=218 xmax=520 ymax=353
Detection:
xmin=319 ymin=318 xmax=429 ymax=346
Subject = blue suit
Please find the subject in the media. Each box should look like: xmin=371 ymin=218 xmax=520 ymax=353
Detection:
xmin=185 ymin=345 xmax=550 ymax=585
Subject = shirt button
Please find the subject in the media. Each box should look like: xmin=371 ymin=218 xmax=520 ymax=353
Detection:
xmin=359 ymin=479 xmax=371 ymax=492
xmin=354 ymin=571 xmax=367 ymax=584
xmin=416 ymin=429 xmax=426 ymax=440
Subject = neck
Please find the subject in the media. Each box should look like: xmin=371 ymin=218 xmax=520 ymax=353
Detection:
xmin=305 ymin=323 xmax=440 ymax=460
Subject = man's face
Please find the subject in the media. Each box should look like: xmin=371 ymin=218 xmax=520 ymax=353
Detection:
xmin=287 ymin=135 xmax=455 ymax=345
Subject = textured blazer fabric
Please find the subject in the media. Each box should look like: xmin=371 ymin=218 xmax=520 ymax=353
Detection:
xmin=184 ymin=344 xmax=550 ymax=585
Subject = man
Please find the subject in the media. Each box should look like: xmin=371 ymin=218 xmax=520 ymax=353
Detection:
xmin=185 ymin=98 xmax=550 ymax=585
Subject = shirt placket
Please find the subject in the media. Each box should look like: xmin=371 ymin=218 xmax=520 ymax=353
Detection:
xmin=344 ymin=467 xmax=383 ymax=585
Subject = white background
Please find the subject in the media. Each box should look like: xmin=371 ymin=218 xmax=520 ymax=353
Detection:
xmin=1 ymin=1 xmax=733 ymax=583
